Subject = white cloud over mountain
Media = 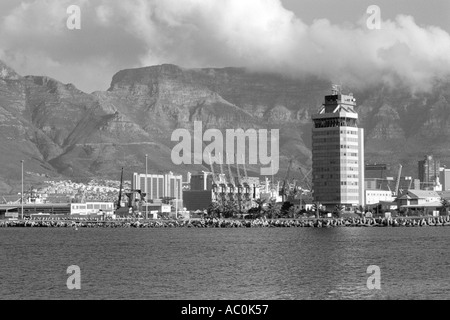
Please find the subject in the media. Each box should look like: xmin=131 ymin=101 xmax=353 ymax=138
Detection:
xmin=1 ymin=0 xmax=450 ymax=92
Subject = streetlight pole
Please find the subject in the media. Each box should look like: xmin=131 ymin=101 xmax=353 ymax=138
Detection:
xmin=21 ymin=160 xmax=24 ymax=220
xmin=145 ymin=154 xmax=148 ymax=220
xmin=175 ymin=180 xmax=178 ymax=218
xmin=299 ymin=189 xmax=302 ymax=218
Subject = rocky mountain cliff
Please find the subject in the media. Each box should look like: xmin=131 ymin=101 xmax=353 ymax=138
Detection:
xmin=1 ymin=60 xmax=450 ymax=194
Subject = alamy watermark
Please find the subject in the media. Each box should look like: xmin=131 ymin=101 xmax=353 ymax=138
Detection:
xmin=66 ymin=265 xmax=81 ymax=290
xmin=65 ymin=5 xmax=380 ymax=31
xmin=67 ymin=5 xmax=81 ymax=30
xmin=171 ymin=121 xmax=279 ymax=175
xmin=366 ymin=265 xmax=381 ymax=290
xmin=366 ymin=5 xmax=381 ymax=30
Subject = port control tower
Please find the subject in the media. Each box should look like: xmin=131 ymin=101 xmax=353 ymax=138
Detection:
xmin=311 ymin=86 xmax=365 ymax=211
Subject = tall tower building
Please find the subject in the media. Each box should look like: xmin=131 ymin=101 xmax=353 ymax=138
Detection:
xmin=418 ymin=155 xmax=440 ymax=190
xmin=311 ymin=86 xmax=365 ymax=211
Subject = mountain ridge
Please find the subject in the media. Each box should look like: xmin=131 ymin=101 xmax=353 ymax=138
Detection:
xmin=1 ymin=59 xmax=450 ymax=194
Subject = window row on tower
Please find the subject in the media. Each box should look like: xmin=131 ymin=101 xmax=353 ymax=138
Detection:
xmin=313 ymin=118 xmax=358 ymax=128
xmin=313 ymin=166 xmax=359 ymax=172
xmin=315 ymin=176 xmax=359 ymax=180
xmin=313 ymin=151 xmax=358 ymax=157
xmin=311 ymin=145 xmax=359 ymax=150
xmin=312 ymin=137 xmax=359 ymax=143
xmin=313 ymin=159 xmax=359 ymax=165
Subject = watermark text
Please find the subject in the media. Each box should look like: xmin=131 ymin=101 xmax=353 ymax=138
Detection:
xmin=66 ymin=265 xmax=81 ymax=290
xmin=171 ymin=121 xmax=279 ymax=175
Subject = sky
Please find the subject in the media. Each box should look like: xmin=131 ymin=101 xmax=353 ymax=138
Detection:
xmin=0 ymin=0 xmax=449 ymax=93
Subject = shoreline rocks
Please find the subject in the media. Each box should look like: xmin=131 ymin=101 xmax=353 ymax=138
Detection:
xmin=1 ymin=216 xmax=450 ymax=229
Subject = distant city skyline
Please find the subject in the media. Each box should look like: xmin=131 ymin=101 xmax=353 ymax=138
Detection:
xmin=0 ymin=0 xmax=449 ymax=93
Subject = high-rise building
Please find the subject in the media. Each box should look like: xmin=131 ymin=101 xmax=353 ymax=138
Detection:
xmin=311 ymin=87 xmax=365 ymax=211
xmin=439 ymin=168 xmax=450 ymax=191
xmin=190 ymin=172 xmax=214 ymax=191
xmin=132 ymin=172 xmax=183 ymax=201
xmin=365 ymin=164 xmax=388 ymax=179
xmin=365 ymin=164 xmax=389 ymax=192
xmin=418 ymin=155 xmax=440 ymax=190
xmin=183 ymin=172 xmax=260 ymax=211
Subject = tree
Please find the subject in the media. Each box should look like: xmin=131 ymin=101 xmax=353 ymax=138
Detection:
xmin=207 ymin=202 xmax=221 ymax=218
xmin=265 ymin=199 xmax=279 ymax=219
xmin=288 ymin=205 xmax=296 ymax=218
xmin=222 ymin=201 xmax=238 ymax=218
xmin=334 ymin=205 xmax=344 ymax=217
xmin=312 ymin=202 xmax=321 ymax=218
xmin=440 ymin=198 xmax=450 ymax=215
xmin=254 ymin=198 xmax=267 ymax=217
xmin=280 ymin=201 xmax=294 ymax=217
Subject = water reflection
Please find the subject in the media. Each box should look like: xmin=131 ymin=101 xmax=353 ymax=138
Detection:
xmin=0 ymin=228 xmax=449 ymax=299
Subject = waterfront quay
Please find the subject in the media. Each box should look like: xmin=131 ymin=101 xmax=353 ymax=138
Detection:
xmin=1 ymin=216 xmax=450 ymax=228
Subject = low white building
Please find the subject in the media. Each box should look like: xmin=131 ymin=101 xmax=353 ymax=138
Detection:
xmin=365 ymin=190 xmax=395 ymax=206
xmin=71 ymin=202 xmax=114 ymax=216
xmin=396 ymin=190 xmax=443 ymax=214
xmin=397 ymin=190 xmax=441 ymax=206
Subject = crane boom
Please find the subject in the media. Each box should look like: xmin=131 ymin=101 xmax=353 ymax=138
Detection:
xmin=299 ymin=167 xmax=312 ymax=190
xmin=281 ymin=159 xmax=293 ymax=202
xmin=395 ymin=164 xmax=403 ymax=196
xmin=233 ymin=155 xmax=243 ymax=211
xmin=226 ymin=153 xmax=236 ymax=188
xmin=241 ymin=154 xmax=249 ymax=182
xmin=236 ymin=160 xmax=243 ymax=186
xmin=291 ymin=179 xmax=299 ymax=197
xmin=208 ymin=153 xmax=218 ymax=185
xmin=218 ymin=152 xmax=226 ymax=184
xmin=117 ymin=167 xmax=124 ymax=210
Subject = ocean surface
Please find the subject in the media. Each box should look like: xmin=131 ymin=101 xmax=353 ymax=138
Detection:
xmin=1 ymin=227 xmax=449 ymax=300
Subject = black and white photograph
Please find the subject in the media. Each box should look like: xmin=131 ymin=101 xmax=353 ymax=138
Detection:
xmin=0 ymin=0 xmax=449 ymax=306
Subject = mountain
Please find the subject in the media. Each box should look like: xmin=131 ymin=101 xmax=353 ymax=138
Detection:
xmin=1 ymin=60 xmax=450 ymax=194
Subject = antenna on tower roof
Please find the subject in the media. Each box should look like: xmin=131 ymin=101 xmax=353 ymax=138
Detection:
xmin=331 ymin=84 xmax=341 ymax=95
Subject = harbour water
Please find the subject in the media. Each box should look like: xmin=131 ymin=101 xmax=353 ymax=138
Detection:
xmin=1 ymin=228 xmax=449 ymax=300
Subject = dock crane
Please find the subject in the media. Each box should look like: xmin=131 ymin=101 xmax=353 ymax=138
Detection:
xmin=80 ymin=189 xmax=87 ymax=204
xmin=208 ymin=153 xmax=219 ymax=186
xmin=235 ymin=160 xmax=244 ymax=211
xmin=218 ymin=152 xmax=227 ymax=192
xmin=241 ymin=154 xmax=251 ymax=191
xmin=395 ymin=164 xmax=403 ymax=196
xmin=291 ymin=179 xmax=300 ymax=197
xmin=387 ymin=183 xmax=392 ymax=195
xmin=225 ymin=153 xmax=236 ymax=204
xmin=299 ymin=167 xmax=312 ymax=191
xmin=226 ymin=153 xmax=236 ymax=191
xmin=208 ymin=153 xmax=220 ymax=203
xmin=280 ymin=159 xmax=293 ymax=203
xmin=117 ymin=167 xmax=124 ymax=210
xmin=240 ymin=154 xmax=256 ymax=200
xmin=236 ymin=160 xmax=243 ymax=188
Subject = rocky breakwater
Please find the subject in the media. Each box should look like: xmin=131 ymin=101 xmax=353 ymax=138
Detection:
xmin=1 ymin=217 xmax=450 ymax=229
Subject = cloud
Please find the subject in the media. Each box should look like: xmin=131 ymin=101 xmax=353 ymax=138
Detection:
xmin=1 ymin=0 xmax=450 ymax=92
